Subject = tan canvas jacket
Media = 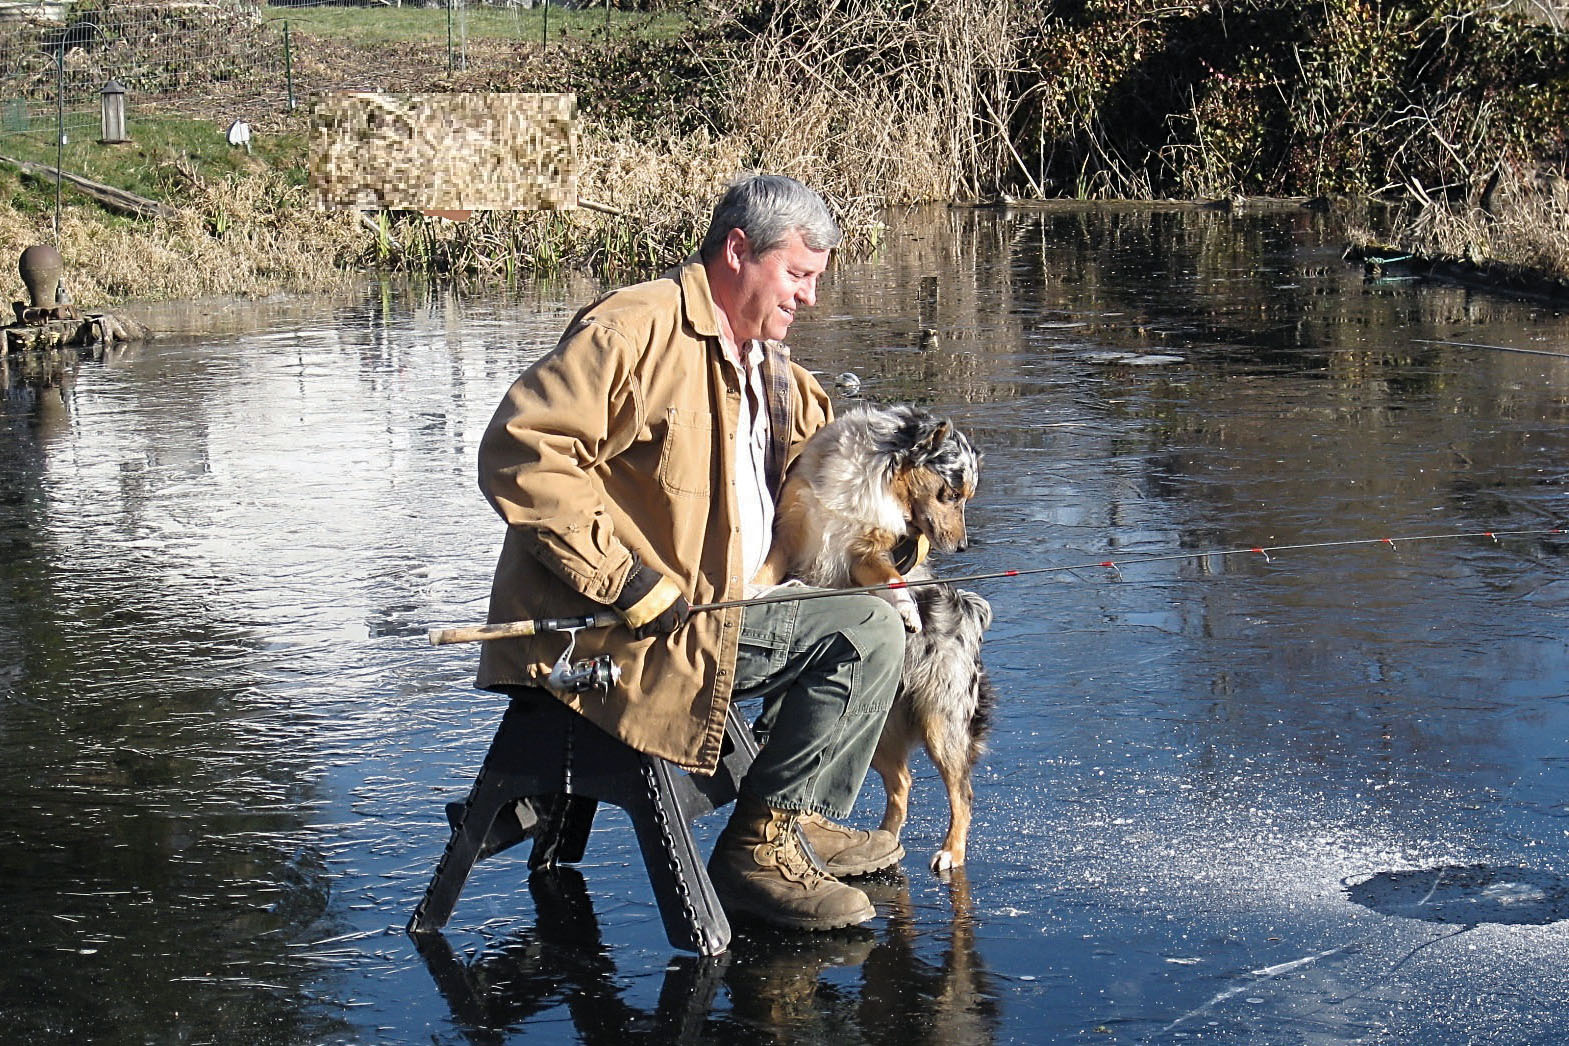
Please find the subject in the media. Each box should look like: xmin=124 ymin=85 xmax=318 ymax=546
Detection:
xmin=475 ymin=255 xmax=832 ymax=772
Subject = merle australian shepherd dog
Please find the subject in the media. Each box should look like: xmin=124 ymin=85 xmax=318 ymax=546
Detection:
xmin=754 ymin=404 xmax=998 ymax=871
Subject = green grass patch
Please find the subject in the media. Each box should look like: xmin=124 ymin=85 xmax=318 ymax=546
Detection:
xmin=264 ymin=4 xmax=690 ymax=47
xmin=0 ymin=113 xmax=307 ymax=207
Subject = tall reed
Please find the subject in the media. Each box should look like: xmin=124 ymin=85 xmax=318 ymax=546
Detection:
xmin=1372 ymin=163 xmax=1569 ymax=281
xmin=711 ymin=0 xmax=1023 ymax=202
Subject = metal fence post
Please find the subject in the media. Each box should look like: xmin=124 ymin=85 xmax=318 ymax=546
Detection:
xmin=542 ymin=0 xmax=549 ymax=49
xmin=284 ymin=21 xmax=296 ymax=111
xmin=54 ymin=44 xmax=63 ymax=242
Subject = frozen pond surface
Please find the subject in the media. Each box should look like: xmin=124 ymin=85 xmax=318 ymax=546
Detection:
xmin=2 ymin=205 xmax=1567 ymax=1044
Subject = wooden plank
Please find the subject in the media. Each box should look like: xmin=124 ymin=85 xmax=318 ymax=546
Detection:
xmin=0 ymin=153 xmax=177 ymax=219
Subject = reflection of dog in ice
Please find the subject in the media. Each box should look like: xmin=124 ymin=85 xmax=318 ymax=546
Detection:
xmin=724 ymin=870 xmax=1000 ymax=1043
xmin=756 ymin=404 xmax=997 ymax=871
xmin=857 ymin=869 xmax=1001 ymax=1043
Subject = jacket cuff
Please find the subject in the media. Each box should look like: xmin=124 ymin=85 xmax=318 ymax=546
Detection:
xmin=618 ymin=574 xmax=683 ymax=630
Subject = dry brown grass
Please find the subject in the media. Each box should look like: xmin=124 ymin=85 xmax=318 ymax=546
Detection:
xmin=1379 ymin=164 xmax=1569 ymax=280
xmin=712 ymin=0 xmax=1021 ymax=204
xmin=16 ymin=0 xmax=1563 ymax=302
xmin=14 ymin=3 xmax=992 ymax=301
xmin=362 ymin=0 xmax=1026 ymax=279
xmin=359 ymin=125 xmax=752 ymax=278
xmin=0 ymin=168 xmax=361 ymax=307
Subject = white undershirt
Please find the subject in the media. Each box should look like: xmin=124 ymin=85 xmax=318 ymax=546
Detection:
xmin=728 ymin=337 xmax=773 ymax=585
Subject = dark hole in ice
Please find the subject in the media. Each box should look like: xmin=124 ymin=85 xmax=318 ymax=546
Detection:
xmin=1345 ymin=864 xmax=1569 ymax=926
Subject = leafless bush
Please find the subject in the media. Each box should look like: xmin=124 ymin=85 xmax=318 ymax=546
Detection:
xmin=709 ymin=0 xmax=1026 ymax=203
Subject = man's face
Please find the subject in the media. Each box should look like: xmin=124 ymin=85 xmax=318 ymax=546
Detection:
xmin=721 ymin=227 xmax=831 ymax=345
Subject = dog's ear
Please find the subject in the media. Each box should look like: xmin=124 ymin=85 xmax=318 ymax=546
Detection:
xmin=913 ymin=419 xmax=951 ymax=463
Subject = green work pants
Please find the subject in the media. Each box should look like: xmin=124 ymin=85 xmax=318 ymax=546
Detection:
xmin=729 ymin=591 xmax=906 ymax=821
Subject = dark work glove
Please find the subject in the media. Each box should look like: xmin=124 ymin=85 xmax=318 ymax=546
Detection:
xmin=612 ymin=557 xmax=691 ymax=639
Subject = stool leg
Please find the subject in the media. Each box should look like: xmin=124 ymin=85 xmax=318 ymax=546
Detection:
xmin=528 ymin=792 xmax=599 ymax=870
xmin=446 ymin=797 xmax=541 ymax=861
xmin=726 ymin=711 xmax=760 ymax=763
xmin=409 ymin=765 xmax=520 ymax=934
xmin=625 ymin=754 xmax=732 ymax=956
xmin=682 ymin=712 xmax=760 ymax=815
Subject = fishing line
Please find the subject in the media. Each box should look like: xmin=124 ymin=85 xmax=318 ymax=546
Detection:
xmin=1414 ymin=338 xmax=1569 ymax=361
xmin=428 ymin=527 xmax=1564 ymax=645
xmin=691 ymin=527 xmax=1564 ymax=612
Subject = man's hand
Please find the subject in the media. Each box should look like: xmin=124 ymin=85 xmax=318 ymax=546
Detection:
xmin=612 ymin=557 xmax=691 ymax=639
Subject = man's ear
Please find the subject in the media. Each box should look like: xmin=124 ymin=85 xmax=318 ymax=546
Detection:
xmin=722 ymin=227 xmax=752 ymax=272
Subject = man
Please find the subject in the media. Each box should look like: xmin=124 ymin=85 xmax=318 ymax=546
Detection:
xmin=476 ymin=174 xmax=907 ymax=931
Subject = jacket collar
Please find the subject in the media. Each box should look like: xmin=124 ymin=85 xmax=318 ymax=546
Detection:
xmin=675 ymin=253 xmax=722 ymax=340
xmin=673 ymin=254 xmax=794 ymax=494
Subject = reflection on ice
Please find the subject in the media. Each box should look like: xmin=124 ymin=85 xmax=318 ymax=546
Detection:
xmin=6 ymin=211 xmax=1569 ymax=1042
xmin=414 ymin=867 xmax=1000 ymax=1044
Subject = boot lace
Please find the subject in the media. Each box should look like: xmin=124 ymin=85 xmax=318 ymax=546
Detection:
xmin=766 ymin=814 xmax=829 ymax=886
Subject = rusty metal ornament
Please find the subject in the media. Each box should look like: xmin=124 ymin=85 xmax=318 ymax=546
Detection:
xmin=18 ymin=244 xmax=63 ymax=309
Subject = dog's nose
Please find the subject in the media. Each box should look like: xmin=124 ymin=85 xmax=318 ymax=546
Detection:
xmin=955 ymin=536 xmax=968 ymax=552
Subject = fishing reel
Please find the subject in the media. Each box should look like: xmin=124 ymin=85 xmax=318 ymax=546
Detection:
xmin=545 ymin=624 xmax=622 ymax=694
xmin=549 ymin=653 xmax=621 ymax=693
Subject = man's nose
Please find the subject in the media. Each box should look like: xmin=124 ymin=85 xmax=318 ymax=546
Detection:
xmin=798 ymin=277 xmax=817 ymax=307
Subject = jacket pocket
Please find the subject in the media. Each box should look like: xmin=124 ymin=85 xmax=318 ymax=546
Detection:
xmin=656 ymin=407 xmax=713 ymax=498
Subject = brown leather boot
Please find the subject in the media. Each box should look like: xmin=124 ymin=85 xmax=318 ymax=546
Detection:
xmin=798 ymin=812 xmax=905 ymax=877
xmin=708 ymin=796 xmax=876 ymax=931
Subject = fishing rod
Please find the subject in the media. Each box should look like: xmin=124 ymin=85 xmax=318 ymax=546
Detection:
xmin=426 ymin=526 xmax=1564 ymax=647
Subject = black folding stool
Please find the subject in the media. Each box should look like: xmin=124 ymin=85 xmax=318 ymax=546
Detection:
xmin=407 ymin=689 xmax=757 ymax=956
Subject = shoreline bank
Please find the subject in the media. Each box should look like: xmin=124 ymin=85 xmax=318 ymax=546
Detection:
xmin=6 ymin=191 xmax=1567 ymax=321
xmin=3 ymin=0 xmax=1564 ymax=310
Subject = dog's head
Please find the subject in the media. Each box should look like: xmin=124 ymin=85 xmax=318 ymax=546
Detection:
xmin=881 ymin=406 xmax=981 ymax=555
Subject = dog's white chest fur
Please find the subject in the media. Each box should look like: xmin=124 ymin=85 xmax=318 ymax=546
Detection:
xmin=788 ymin=426 xmax=907 ymax=587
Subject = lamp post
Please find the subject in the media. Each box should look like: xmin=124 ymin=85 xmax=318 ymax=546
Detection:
xmin=99 ymin=79 xmax=129 ymax=144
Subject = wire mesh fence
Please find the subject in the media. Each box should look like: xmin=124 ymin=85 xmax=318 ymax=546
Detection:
xmin=0 ymin=2 xmax=288 ymax=143
xmin=0 ymin=0 xmax=684 ymax=150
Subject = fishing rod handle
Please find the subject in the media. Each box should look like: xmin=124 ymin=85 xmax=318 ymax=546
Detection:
xmin=427 ymin=610 xmax=621 ymax=646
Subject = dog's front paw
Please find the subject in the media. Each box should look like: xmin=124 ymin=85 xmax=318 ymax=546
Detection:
xmin=930 ymin=848 xmax=963 ymax=874
xmin=877 ymin=588 xmax=923 ymax=633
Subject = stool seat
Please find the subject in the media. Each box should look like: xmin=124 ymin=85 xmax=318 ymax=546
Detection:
xmin=408 ymin=690 xmax=757 ymax=955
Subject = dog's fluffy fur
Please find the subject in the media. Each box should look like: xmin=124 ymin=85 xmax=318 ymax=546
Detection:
xmin=756 ymin=404 xmax=997 ymax=871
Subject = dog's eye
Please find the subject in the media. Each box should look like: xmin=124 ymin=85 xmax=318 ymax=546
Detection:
xmin=940 ymin=488 xmax=962 ymax=504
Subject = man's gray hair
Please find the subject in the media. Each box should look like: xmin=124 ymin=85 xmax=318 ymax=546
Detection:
xmin=699 ymin=174 xmax=841 ymax=260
